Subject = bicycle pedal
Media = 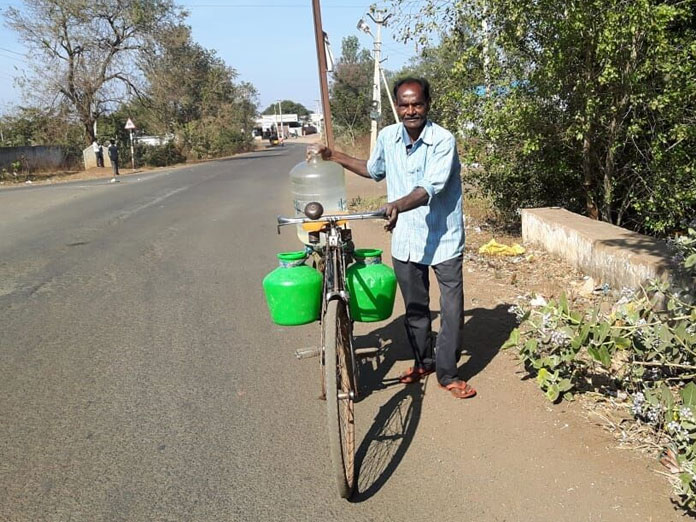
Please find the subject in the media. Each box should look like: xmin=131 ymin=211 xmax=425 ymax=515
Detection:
xmin=295 ymin=347 xmax=321 ymax=360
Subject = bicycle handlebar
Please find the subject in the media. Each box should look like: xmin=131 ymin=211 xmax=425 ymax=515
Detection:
xmin=277 ymin=209 xmax=386 ymax=228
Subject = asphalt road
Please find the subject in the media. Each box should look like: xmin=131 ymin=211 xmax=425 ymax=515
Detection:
xmin=0 ymin=145 xmax=436 ymax=521
xmin=0 ymin=144 xmax=680 ymax=521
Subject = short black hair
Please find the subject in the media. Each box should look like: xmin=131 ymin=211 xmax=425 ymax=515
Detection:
xmin=393 ymin=77 xmax=431 ymax=103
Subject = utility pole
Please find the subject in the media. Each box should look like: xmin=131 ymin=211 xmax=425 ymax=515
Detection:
xmin=277 ymin=100 xmax=284 ymax=142
xmin=314 ymin=99 xmax=322 ymax=135
xmin=358 ymin=11 xmax=391 ymax=153
xmin=482 ymin=4 xmax=491 ymax=97
xmin=311 ymin=0 xmax=335 ymax=150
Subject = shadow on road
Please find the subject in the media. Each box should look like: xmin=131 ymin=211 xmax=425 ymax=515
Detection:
xmin=458 ymin=303 xmax=517 ymax=381
xmin=353 ymin=314 xmax=413 ymax=399
xmin=349 ymin=303 xmax=515 ymax=500
xmin=351 ymin=381 xmax=425 ymax=502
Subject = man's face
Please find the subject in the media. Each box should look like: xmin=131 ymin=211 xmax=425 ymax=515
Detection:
xmin=396 ymin=82 xmax=430 ymax=133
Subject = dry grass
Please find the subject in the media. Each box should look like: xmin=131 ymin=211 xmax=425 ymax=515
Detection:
xmin=348 ymin=194 xmax=387 ymax=212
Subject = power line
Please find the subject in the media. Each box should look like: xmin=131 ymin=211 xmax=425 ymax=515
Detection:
xmin=0 ymin=46 xmax=24 ymax=56
xmin=0 ymin=52 xmax=25 ymax=63
xmin=179 ymin=3 xmax=367 ymax=7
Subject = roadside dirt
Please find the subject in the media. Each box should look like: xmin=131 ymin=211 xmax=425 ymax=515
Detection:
xmin=343 ymin=170 xmax=684 ymax=520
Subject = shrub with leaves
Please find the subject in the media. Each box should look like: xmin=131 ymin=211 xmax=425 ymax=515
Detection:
xmin=504 ymin=236 xmax=696 ymax=510
xmin=137 ymin=142 xmax=185 ymax=167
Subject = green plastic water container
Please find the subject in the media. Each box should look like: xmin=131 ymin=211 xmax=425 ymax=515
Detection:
xmin=346 ymin=248 xmax=397 ymax=322
xmin=263 ymin=251 xmax=322 ymax=326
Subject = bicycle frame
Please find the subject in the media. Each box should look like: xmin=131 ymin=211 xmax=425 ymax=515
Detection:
xmin=277 ymin=210 xmax=386 ymax=393
xmin=277 ymin=207 xmax=385 ymax=498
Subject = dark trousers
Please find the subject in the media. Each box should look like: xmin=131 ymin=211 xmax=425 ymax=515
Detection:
xmin=111 ymin=159 xmax=119 ymax=176
xmin=392 ymin=255 xmax=464 ymax=386
xmin=95 ymin=151 xmax=104 ymax=167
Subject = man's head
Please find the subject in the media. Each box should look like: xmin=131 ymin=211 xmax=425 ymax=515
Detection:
xmin=109 ymin=139 xmax=115 ymax=145
xmin=393 ymin=77 xmax=430 ymax=135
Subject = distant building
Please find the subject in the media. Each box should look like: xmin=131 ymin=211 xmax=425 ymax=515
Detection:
xmin=255 ymin=114 xmax=302 ymax=138
xmin=135 ymin=134 xmax=173 ymax=146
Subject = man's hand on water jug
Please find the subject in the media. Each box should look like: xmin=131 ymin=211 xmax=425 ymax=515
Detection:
xmin=306 ymin=144 xmax=332 ymax=162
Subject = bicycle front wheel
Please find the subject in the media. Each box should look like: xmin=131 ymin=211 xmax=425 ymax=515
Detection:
xmin=324 ymin=298 xmax=355 ymax=498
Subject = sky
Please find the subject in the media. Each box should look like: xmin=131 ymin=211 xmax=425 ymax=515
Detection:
xmin=0 ymin=0 xmax=423 ymax=116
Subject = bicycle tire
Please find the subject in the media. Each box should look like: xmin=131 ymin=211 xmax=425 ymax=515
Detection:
xmin=324 ymin=298 xmax=356 ymax=498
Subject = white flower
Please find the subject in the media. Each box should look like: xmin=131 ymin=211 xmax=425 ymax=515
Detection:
xmin=549 ymin=329 xmax=569 ymax=347
xmin=620 ymin=287 xmax=636 ymax=300
xmin=680 ymin=407 xmax=694 ymax=421
xmin=667 ymin=420 xmax=681 ymax=432
xmin=647 ymin=406 xmax=662 ymax=424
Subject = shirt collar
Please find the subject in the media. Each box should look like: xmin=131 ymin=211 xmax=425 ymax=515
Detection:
xmin=396 ymin=120 xmax=433 ymax=146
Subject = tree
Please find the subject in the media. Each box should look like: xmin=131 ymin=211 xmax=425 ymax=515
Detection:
xmin=261 ymin=100 xmax=310 ymax=118
xmin=0 ymin=105 xmax=83 ymax=147
xmin=390 ymin=0 xmax=696 ymax=235
xmin=329 ymin=36 xmax=374 ymax=144
xmin=5 ymin=0 xmax=185 ymax=145
xmin=141 ymin=25 xmax=258 ymax=158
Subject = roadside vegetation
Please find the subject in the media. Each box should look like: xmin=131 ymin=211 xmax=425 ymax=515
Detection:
xmin=504 ymin=230 xmax=696 ymax=511
xmin=1 ymin=0 xmax=258 ymax=172
xmin=386 ymin=0 xmax=695 ymax=239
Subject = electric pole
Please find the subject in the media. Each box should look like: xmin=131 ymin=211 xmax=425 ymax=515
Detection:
xmin=482 ymin=5 xmax=491 ymax=96
xmin=311 ymin=0 xmax=335 ymax=150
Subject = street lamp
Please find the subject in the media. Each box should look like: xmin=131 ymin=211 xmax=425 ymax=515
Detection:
xmin=356 ymin=18 xmax=372 ymax=36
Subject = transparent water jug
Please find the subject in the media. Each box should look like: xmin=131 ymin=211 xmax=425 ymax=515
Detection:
xmin=289 ymin=150 xmax=347 ymax=244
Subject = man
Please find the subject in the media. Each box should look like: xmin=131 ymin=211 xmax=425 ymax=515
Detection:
xmin=92 ymin=140 xmax=104 ymax=167
xmin=311 ymin=77 xmax=475 ymax=399
xmin=107 ymin=139 xmax=119 ymax=182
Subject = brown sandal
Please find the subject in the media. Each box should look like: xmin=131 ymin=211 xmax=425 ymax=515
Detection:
xmin=398 ymin=366 xmax=435 ymax=384
xmin=440 ymin=380 xmax=477 ymax=399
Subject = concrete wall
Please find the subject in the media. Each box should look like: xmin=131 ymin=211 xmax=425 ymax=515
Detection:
xmin=83 ymin=145 xmax=112 ymax=169
xmin=521 ymin=207 xmax=683 ymax=290
xmin=0 ymin=145 xmax=77 ymax=172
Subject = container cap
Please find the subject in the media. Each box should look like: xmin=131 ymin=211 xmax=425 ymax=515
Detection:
xmin=277 ymin=251 xmax=307 ymax=261
xmin=354 ymin=248 xmax=382 ymax=259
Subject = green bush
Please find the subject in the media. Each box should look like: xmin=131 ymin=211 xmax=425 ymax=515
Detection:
xmin=182 ymin=117 xmax=253 ymax=160
xmin=396 ymin=0 xmax=696 ymax=237
xmin=137 ymin=142 xmax=186 ymax=167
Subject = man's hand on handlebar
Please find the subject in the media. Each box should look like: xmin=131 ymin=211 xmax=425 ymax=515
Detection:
xmin=381 ymin=202 xmax=399 ymax=232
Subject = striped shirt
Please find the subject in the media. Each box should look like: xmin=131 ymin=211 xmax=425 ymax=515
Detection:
xmin=366 ymin=120 xmax=464 ymax=265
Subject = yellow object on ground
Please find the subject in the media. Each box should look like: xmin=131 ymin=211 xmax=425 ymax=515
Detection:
xmin=478 ymin=239 xmax=526 ymax=256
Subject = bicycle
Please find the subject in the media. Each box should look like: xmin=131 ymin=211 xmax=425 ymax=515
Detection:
xmin=277 ymin=202 xmax=386 ymax=498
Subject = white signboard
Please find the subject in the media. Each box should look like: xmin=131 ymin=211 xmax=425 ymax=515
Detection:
xmin=125 ymin=118 xmax=136 ymax=130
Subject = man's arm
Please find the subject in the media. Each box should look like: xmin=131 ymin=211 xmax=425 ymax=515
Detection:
xmin=382 ymin=187 xmax=429 ymax=231
xmin=326 ymin=149 xmax=371 ymax=178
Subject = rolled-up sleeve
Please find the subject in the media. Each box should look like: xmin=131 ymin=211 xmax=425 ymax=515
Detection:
xmin=366 ymin=133 xmax=386 ymax=181
xmin=415 ymin=135 xmax=458 ymax=203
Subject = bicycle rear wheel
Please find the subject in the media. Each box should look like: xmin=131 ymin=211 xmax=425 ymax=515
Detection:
xmin=324 ymin=298 xmax=355 ymax=498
